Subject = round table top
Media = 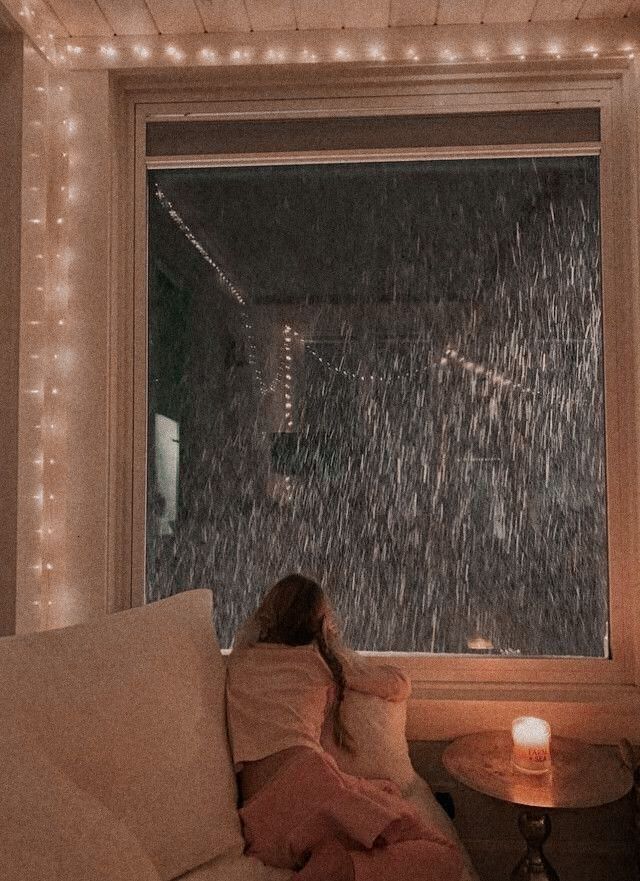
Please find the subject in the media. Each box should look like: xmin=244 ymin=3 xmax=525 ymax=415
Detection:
xmin=442 ymin=731 xmax=633 ymax=809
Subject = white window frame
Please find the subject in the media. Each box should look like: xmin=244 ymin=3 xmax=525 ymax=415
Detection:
xmin=109 ymin=61 xmax=640 ymax=740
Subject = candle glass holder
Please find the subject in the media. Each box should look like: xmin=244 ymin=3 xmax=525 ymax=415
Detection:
xmin=512 ymin=716 xmax=552 ymax=775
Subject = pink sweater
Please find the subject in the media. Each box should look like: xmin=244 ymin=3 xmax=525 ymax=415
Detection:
xmin=226 ymin=643 xmax=333 ymax=767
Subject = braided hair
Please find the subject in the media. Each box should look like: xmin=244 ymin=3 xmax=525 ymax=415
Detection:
xmin=246 ymin=573 xmax=354 ymax=752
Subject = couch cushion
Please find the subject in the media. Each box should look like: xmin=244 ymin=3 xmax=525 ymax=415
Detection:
xmin=176 ymin=854 xmax=291 ymax=881
xmin=0 ymin=590 xmax=244 ymax=880
xmin=321 ymin=668 xmax=479 ymax=881
xmin=0 ymin=735 xmax=161 ymax=881
xmin=322 ymin=679 xmax=415 ymax=789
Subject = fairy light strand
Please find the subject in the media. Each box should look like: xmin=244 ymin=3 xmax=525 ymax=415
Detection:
xmin=155 ymin=185 xmax=536 ymax=399
xmin=154 ymin=184 xmax=278 ymax=396
xmin=291 ymin=330 xmax=532 ymax=397
xmin=442 ymin=346 xmax=535 ymax=396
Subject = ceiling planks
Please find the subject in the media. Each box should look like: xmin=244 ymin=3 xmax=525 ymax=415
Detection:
xmin=435 ymin=0 xmax=485 ymax=25
xmin=244 ymin=0 xmax=297 ymax=30
xmin=578 ymin=0 xmax=631 ymax=16
xmin=483 ymin=0 xmax=537 ymax=22
xmin=530 ymin=0 xmax=583 ymax=20
xmin=194 ymin=0 xmax=251 ymax=32
xmin=48 ymin=0 xmax=111 ymax=35
xmin=95 ymin=0 xmax=156 ymax=34
xmin=389 ymin=0 xmax=438 ymax=26
xmin=144 ymin=0 xmax=204 ymax=33
xmin=344 ymin=0 xmax=390 ymax=28
xmin=20 ymin=0 xmax=640 ymax=39
xmin=293 ymin=0 xmax=343 ymax=29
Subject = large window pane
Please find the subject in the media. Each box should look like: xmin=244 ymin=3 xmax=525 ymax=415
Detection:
xmin=146 ymin=156 xmax=608 ymax=656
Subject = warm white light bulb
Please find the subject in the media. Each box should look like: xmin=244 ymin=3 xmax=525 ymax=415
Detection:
xmin=166 ymin=45 xmax=185 ymax=62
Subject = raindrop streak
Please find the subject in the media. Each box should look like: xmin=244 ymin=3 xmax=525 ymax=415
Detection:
xmin=146 ymin=157 xmax=608 ymax=657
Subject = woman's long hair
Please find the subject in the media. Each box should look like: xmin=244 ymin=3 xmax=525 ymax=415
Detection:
xmin=235 ymin=573 xmax=353 ymax=751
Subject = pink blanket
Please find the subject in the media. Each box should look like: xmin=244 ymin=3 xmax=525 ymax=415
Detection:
xmin=240 ymin=750 xmax=464 ymax=881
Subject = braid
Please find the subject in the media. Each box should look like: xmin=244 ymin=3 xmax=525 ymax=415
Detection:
xmin=316 ymin=629 xmax=354 ymax=753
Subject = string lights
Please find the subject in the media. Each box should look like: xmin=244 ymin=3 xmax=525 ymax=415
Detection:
xmin=283 ymin=326 xmax=295 ymax=431
xmin=442 ymin=346 xmax=535 ymax=397
xmin=17 ymin=51 xmax=73 ymax=630
xmin=39 ymin=75 xmax=71 ymax=629
xmin=8 ymin=0 xmax=640 ymax=71
xmin=156 ymin=189 xmax=536 ymax=403
xmin=77 ymin=39 xmax=619 ymax=68
xmin=155 ymin=185 xmax=273 ymax=396
xmin=21 ymin=18 xmax=633 ymax=71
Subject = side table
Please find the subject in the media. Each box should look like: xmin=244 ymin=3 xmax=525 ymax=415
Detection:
xmin=442 ymin=731 xmax=633 ymax=881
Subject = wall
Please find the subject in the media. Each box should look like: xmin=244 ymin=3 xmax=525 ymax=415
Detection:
xmin=0 ymin=29 xmax=23 ymax=636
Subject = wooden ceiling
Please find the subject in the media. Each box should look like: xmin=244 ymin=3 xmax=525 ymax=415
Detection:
xmin=28 ymin=0 xmax=640 ymax=37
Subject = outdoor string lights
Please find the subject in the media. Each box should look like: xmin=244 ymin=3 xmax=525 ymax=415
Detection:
xmin=155 ymin=184 xmax=273 ymax=397
xmin=155 ymin=189 xmax=531 ymax=401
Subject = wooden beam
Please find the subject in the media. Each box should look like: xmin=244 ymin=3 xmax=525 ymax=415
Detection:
xmin=389 ymin=0 xmax=438 ymax=27
xmin=47 ymin=0 xmax=112 ymax=37
xmin=95 ymin=0 xmax=157 ymax=35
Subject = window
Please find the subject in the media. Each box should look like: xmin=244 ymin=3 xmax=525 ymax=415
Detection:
xmin=146 ymin=147 xmax=608 ymax=657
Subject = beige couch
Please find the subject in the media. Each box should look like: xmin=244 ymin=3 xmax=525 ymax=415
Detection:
xmin=0 ymin=590 xmax=477 ymax=880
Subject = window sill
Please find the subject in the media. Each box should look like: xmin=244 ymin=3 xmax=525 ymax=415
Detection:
xmin=407 ymin=681 xmax=640 ymax=743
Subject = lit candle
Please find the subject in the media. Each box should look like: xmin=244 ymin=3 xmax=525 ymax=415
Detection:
xmin=511 ymin=716 xmax=551 ymax=774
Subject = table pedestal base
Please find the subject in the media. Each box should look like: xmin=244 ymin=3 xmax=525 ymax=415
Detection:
xmin=510 ymin=811 xmax=560 ymax=881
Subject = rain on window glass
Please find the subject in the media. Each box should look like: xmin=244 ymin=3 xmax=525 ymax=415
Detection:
xmin=146 ymin=156 xmax=609 ymax=657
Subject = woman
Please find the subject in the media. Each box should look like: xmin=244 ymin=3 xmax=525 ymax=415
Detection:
xmin=226 ymin=573 xmax=464 ymax=881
